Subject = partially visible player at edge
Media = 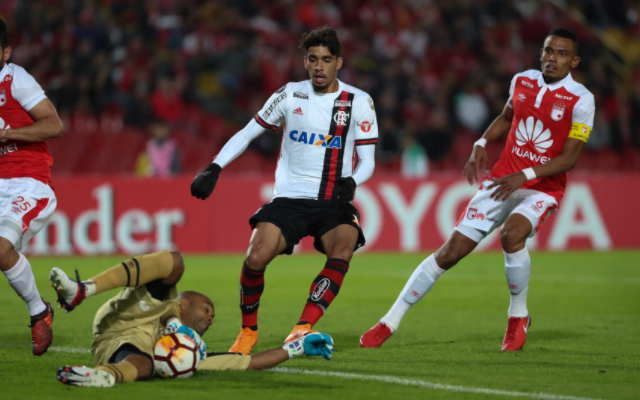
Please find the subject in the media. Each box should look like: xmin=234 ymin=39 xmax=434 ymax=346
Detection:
xmin=0 ymin=18 xmax=63 ymax=355
xmin=191 ymin=26 xmax=378 ymax=354
xmin=49 ymin=251 xmax=334 ymax=387
xmin=361 ymin=28 xmax=595 ymax=351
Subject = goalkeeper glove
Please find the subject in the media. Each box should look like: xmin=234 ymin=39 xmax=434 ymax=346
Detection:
xmin=191 ymin=163 xmax=222 ymax=200
xmin=282 ymin=332 xmax=334 ymax=360
xmin=165 ymin=317 xmax=207 ymax=360
xmin=335 ymin=177 xmax=356 ymax=203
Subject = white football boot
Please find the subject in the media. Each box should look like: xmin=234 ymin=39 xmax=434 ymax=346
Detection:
xmin=57 ymin=366 xmax=116 ymax=387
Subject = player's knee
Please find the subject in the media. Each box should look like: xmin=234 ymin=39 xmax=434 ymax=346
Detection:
xmin=170 ymin=251 xmax=185 ymax=278
xmin=245 ymin=252 xmax=268 ymax=271
xmin=434 ymin=250 xmax=460 ymax=270
xmin=0 ymin=239 xmax=16 ymax=269
xmin=326 ymin=242 xmax=354 ymax=261
xmin=500 ymin=228 xmax=525 ymax=253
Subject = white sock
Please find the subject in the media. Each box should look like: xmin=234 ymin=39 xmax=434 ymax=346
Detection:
xmin=3 ymin=253 xmax=46 ymax=316
xmin=380 ymin=254 xmax=445 ymax=331
xmin=504 ymin=247 xmax=531 ymax=318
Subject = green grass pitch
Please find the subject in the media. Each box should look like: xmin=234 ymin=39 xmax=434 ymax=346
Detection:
xmin=1 ymin=251 xmax=638 ymax=400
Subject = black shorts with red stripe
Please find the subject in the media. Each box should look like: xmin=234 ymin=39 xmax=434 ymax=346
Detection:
xmin=249 ymin=198 xmax=365 ymax=255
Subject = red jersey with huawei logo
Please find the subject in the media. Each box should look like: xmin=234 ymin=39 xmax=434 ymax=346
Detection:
xmin=0 ymin=63 xmax=52 ymax=184
xmin=491 ymin=70 xmax=595 ymax=203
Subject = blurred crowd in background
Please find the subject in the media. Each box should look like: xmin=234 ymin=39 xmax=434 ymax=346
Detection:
xmin=2 ymin=0 xmax=640 ymax=176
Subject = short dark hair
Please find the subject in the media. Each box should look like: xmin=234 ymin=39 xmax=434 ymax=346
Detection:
xmin=299 ymin=26 xmax=341 ymax=57
xmin=546 ymin=28 xmax=579 ymax=54
xmin=0 ymin=19 xmax=8 ymax=50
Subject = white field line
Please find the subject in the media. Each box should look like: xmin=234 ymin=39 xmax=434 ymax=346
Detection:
xmin=0 ymin=342 xmax=91 ymax=354
xmin=1 ymin=343 xmax=606 ymax=400
xmin=268 ymin=368 xmax=606 ymax=400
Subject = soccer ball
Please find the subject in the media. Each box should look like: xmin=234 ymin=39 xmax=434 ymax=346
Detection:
xmin=153 ymin=333 xmax=200 ymax=379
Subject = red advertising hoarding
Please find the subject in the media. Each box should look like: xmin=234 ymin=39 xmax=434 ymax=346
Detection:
xmin=25 ymin=174 xmax=638 ymax=255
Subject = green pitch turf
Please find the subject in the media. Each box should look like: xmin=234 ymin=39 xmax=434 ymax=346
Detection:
xmin=1 ymin=251 xmax=638 ymax=400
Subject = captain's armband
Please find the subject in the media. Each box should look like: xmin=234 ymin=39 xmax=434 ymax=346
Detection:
xmin=569 ymin=123 xmax=591 ymax=143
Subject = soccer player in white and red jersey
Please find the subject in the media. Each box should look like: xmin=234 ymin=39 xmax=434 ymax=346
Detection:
xmin=191 ymin=27 xmax=378 ymax=354
xmin=361 ymin=28 xmax=595 ymax=351
xmin=0 ymin=19 xmax=63 ymax=355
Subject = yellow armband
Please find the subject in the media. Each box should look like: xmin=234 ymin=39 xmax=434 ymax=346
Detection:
xmin=569 ymin=123 xmax=591 ymax=143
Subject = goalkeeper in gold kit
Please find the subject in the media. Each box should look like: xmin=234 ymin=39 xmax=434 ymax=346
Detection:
xmin=49 ymin=251 xmax=334 ymax=387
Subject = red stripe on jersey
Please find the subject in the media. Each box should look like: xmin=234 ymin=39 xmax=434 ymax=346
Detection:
xmin=355 ymin=139 xmax=378 ymax=145
xmin=21 ymin=198 xmax=49 ymax=234
xmin=323 ymin=91 xmax=350 ymax=199
xmin=254 ymin=114 xmax=278 ymax=131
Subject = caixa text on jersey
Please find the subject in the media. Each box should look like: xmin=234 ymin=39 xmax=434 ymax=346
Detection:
xmin=289 ymin=130 xmax=342 ymax=148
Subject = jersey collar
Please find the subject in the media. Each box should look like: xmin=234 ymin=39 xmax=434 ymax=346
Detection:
xmin=312 ymin=79 xmax=343 ymax=97
xmin=538 ymin=72 xmax=573 ymax=92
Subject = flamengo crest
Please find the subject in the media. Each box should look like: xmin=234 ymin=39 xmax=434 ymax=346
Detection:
xmin=333 ymin=110 xmax=350 ymax=126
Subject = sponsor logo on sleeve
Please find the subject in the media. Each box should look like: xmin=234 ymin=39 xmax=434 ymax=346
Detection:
xmin=275 ymin=85 xmax=286 ymax=94
xmin=357 ymin=120 xmax=374 ymax=132
xmin=262 ymin=92 xmax=287 ymax=120
xmin=368 ymin=97 xmax=375 ymax=110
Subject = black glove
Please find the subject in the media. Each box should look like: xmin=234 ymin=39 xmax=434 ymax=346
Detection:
xmin=191 ymin=163 xmax=222 ymax=200
xmin=335 ymin=177 xmax=356 ymax=203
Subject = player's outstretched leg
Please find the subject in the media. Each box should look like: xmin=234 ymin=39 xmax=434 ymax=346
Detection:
xmin=0 ymin=238 xmax=53 ymax=356
xmin=500 ymin=214 xmax=532 ymax=351
xmin=49 ymin=250 xmax=176 ymax=312
xmin=361 ymin=231 xmax=477 ymax=348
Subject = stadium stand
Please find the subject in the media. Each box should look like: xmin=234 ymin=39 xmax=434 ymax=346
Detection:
xmin=1 ymin=0 xmax=638 ymax=175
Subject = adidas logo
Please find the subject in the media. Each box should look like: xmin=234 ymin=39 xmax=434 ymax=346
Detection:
xmin=293 ymin=107 xmax=303 ymax=115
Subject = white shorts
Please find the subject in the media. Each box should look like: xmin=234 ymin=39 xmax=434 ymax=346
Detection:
xmin=455 ymin=180 xmax=558 ymax=243
xmin=0 ymin=178 xmax=57 ymax=252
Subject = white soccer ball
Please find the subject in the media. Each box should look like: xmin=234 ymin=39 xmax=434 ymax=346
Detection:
xmin=153 ymin=333 xmax=200 ymax=379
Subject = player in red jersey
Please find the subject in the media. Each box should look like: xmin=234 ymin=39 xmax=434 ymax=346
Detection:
xmin=361 ymin=28 xmax=594 ymax=351
xmin=0 ymin=19 xmax=63 ymax=355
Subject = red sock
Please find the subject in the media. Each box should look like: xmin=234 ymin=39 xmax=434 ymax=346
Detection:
xmin=240 ymin=262 xmax=264 ymax=330
xmin=298 ymin=258 xmax=349 ymax=326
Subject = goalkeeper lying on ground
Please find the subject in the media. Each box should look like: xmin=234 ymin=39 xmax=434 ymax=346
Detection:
xmin=49 ymin=251 xmax=333 ymax=387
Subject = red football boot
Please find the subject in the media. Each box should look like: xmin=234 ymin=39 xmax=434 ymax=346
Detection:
xmin=30 ymin=300 xmax=54 ymax=356
xmin=502 ymin=315 xmax=531 ymax=351
xmin=360 ymin=322 xmax=394 ymax=348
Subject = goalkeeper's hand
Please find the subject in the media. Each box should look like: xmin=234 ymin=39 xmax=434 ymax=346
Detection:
xmin=335 ymin=177 xmax=356 ymax=203
xmin=282 ymin=332 xmax=334 ymax=360
xmin=165 ymin=318 xmax=207 ymax=360
xmin=191 ymin=163 xmax=222 ymax=200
